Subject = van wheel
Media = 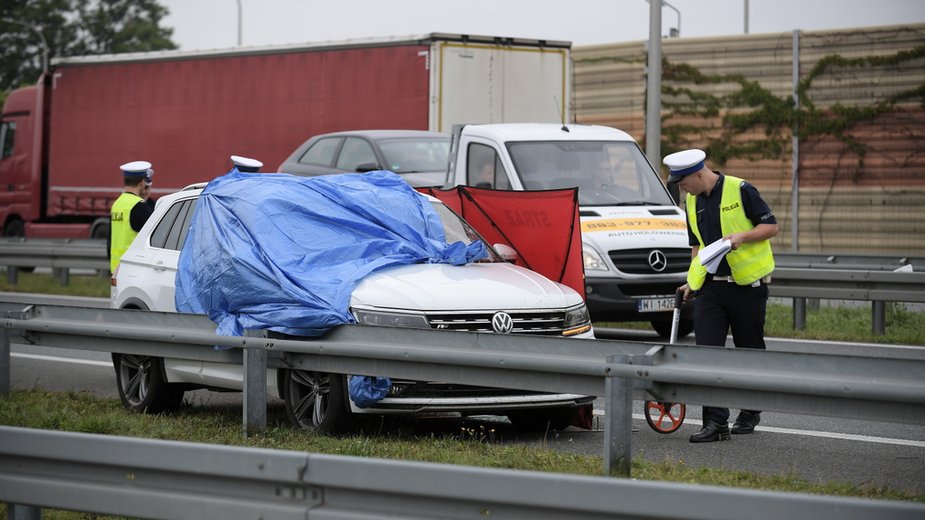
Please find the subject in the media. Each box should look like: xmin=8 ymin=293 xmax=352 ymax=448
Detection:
xmin=651 ymin=318 xmax=693 ymax=339
xmin=281 ymin=369 xmax=354 ymax=434
xmin=507 ymin=406 xmax=578 ymax=432
xmin=112 ymin=353 xmax=184 ymax=413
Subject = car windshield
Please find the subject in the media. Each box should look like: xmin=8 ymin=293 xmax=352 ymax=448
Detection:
xmin=507 ymin=141 xmax=675 ymax=206
xmin=380 ymin=137 xmax=451 ymax=174
xmin=430 ymin=200 xmax=502 ymax=262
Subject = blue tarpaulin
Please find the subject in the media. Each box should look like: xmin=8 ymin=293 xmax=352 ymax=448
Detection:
xmin=175 ymin=169 xmax=486 ymax=337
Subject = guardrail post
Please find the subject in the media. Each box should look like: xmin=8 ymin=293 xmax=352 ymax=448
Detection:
xmin=55 ymin=267 xmax=70 ymax=286
xmin=793 ymin=297 xmax=806 ymax=330
xmin=6 ymin=266 xmax=17 ymax=285
xmin=243 ymin=329 xmax=268 ymax=438
xmin=1 ymin=326 xmax=9 ymax=397
xmin=603 ymin=354 xmax=632 ymax=477
xmin=872 ymin=301 xmax=886 ymax=335
xmin=8 ymin=503 xmax=41 ymax=520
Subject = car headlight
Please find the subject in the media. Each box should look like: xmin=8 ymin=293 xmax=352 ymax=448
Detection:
xmin=353 ymin=309 xmax=430 ymax=329
xmin=563 ymin=304 xmax=592 ymax=336
xmin=583 ymin=245 xmax=609 ymax=271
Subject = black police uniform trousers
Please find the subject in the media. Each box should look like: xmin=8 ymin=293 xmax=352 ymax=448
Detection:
xmin=694 ymin=276 xmax=769 ymax=425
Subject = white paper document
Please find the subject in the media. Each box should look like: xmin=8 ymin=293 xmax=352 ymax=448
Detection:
xmin=698 ymin=238 xmax=732 ymax=274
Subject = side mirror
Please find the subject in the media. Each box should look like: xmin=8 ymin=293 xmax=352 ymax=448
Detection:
xmin=493 ymin=243 xmax=518 ymax=263
xmin=355 ymin=162 xmax=380 ymax=173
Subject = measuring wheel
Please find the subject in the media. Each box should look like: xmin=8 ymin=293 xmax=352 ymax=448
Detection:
xmin=644 ymin=400 xmax=686 ymax=434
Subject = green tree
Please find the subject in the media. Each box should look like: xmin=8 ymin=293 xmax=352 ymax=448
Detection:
xmin=0 ymin=0 xmax=177 ymax=101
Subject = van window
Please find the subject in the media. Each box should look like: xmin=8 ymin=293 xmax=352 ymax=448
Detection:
xmin=0 ymin=121 xmax=15 ymax=159
xmin=298 ymin=137 xmax=342 ymax=166
xmin=466 ymin=143 xmax=510 ymax=189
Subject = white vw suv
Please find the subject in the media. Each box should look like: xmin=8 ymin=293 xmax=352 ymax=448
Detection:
xmin=111 ymin=181 xmax=594 ymax=433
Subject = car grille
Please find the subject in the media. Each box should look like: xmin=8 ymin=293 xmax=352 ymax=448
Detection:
xmin=608 ymin=248 xmax=690 ymax=274
xmin=425 ymin=310 xmax=566 ymax=336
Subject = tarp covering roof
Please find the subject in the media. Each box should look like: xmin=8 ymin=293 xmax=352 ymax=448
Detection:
xmin=418 ymin=186 xmax=584 ymax=299
xmin=175 ymin=169 xmax=486 ymax=336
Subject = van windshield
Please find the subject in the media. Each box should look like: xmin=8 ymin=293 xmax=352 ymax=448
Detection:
xmin=507 ymin=141 xmax=675 ymax=206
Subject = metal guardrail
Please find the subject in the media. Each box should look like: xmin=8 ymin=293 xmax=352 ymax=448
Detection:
xmin=3 ymin=426 xmax=923 ymax=520
xmin=774 ymin=252 xmax=925 ymax=272
xmin=0 ymin=238 xmax=108 ymax=284
xmin=1 ymin=239 xmax=922 ymax=333
xmin=3 ymin=302 xmax=924 ymax=474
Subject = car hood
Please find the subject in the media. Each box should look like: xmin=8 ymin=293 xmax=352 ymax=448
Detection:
xmin=398 ymin=171 xmax=446 ymax=188
xmin=351 ymin=262 xmax=582 ymax=311
xmin=580 ymin=205 xmax=688 ymax=251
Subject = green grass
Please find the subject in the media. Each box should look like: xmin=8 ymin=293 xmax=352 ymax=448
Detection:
xmin=1 ymin=389 xmax=922 ymax=507
xmin=603 ymin=302 xmax=925 ymax=346
xmin=0 ymin=271 xmax=110 ymax=298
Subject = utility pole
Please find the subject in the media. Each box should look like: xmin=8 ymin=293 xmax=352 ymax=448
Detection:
xmin=235 ymin=0 xmax=243 ymax=46
xmin=645 ymin=0 xmax=662 ymax=170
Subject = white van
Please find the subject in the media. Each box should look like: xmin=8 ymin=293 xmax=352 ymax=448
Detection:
xmin=445 ymin=123 xmax=693 ymax=337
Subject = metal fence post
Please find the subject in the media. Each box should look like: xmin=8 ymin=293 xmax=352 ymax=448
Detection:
xmin=9 ymin=503 xmax=41 ymax=520
xmin=6 ymin=266 xmax=17 ymax=285
xmin=243 ymin=329 xmax=268 ymax=438
xmin=872 ymin=301 xmax=886 ymax=335
xmin=793 ymin=297 xmax=806 ymax=330
xmin=0 ymin=327 xmax=9 ymax=397
xmin=603 ymin=354 xmax=632 ymax=477
xmin=56 ymin=267 xmax=70 ymax=286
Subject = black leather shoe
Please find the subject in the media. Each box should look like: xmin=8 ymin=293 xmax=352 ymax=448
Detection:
xmin=689 ymin=420 xmax=730 ymax=443
xmin=731 ymin=412 xmax=761 ymax=434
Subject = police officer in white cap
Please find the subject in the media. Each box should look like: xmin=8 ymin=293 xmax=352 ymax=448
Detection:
xmin=231 ymin=155 xmax=263 ymax=173
xmin=664 ymin=148 xmax=778 ymax=443
xmin=109 ymin=160 xmax=156 ymax=273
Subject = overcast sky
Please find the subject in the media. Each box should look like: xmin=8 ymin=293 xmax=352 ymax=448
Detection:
xmin=159 ymin=0 xmax=925 ymax=51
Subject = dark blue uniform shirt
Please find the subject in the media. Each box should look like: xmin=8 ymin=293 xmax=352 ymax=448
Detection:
xmin=687 ymin=173 xmax=776 ymax=277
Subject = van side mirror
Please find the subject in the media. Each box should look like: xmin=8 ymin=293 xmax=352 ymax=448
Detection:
xmin=493 ymin=243 xmax=518 ymax=263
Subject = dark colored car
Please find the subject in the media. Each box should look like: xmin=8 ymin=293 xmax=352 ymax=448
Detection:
xmin=278 ymin=130 xmax=451 ymax=187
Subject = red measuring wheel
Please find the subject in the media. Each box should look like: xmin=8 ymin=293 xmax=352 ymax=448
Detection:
xmin=644 ymin=400 xmax=686 ymax=434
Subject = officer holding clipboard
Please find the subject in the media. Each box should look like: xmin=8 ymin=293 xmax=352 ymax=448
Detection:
xmin=665 ymin=149 xmax=778 ymax=443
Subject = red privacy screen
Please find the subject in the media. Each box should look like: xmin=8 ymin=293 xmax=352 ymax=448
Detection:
xmin=420 ymin=186 xmax=584 ymax=300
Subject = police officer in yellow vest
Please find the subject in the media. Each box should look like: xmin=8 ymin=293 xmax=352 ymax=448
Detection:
xmin=109 ymin=161 xmax=155 ymax=273
xmin=664 ymin=149 xmax=778 ymax=443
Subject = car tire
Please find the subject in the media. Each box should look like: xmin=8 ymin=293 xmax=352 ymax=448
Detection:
xmin=650 ymin=318 xmax=694 ymax=339
xmin=112 ymin=353 xmax=184 ymax=413
xmin=507 ymin=406 xmax=578 ymax=432
xmin=281 ymin=369 xmax=355 ymax=434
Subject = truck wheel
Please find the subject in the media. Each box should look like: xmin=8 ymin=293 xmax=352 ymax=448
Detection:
xmin=507 ymin=406 xmax=578 ymax=432
xmin=2 ymin=218 xmax=25 ymax=238
xmin=651 ymin=318 xmax=693 ymax=339
xmin=1 ymin=218 xmax=35 ymax=272
xmin=281 ymin=369 xmax=354 ymax=434
xmin=112 ymin=353 xmax=184 ymax=413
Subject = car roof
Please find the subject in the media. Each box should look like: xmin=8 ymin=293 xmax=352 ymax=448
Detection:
xmin=307 ymin=129 xmax=450 ymax=140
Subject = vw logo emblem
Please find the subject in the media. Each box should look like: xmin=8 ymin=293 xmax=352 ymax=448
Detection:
xmin=648 ymin=249 xmax=668 ymax=272
xmin=491 ymin=312 xmax=514 ymax=334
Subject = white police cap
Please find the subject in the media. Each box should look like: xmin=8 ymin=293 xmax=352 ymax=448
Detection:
xmin=663 ymin=149 xmax=706 ymax=183
xmin=231 ymin=155 xmax=263 ymax=172
xmin=120 ymin=160 xmax=152 ymax=177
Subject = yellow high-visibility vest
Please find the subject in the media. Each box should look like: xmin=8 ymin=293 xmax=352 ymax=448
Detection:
xmin=110 ymin=192 xmax=143 ymax=273
xmin=686 ymin=175 xmax=774 ymax=290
